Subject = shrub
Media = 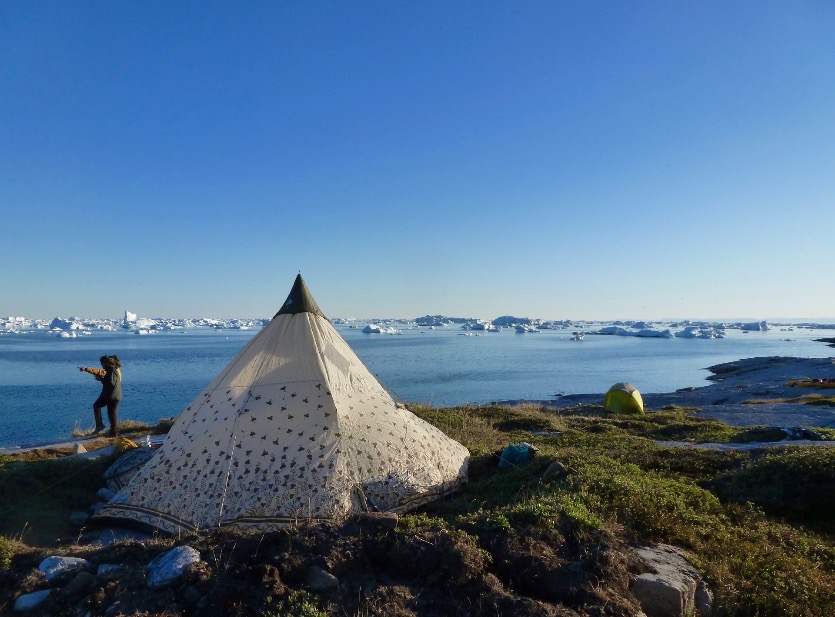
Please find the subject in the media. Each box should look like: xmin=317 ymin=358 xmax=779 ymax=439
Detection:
xmin=0 ymin=536 xmax=14 ymax=571
xmin=260 ymin=591 xmax=326 ymax=617
xmin=712 ymin=446 xmax=835 ymax=529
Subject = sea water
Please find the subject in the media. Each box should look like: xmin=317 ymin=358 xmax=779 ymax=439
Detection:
xmin=0 ymin=324 xmax=832 ymax=449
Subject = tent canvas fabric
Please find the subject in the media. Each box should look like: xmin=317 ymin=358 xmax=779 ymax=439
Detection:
xmin=95 ymin=275 xmax=469 ymax=534
xmin=603 ymin=382 xmax=645 ymax=415
xmin=103 ymin=447 xmax=157 ymax=491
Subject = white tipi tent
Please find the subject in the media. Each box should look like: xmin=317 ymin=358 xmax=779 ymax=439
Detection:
xmin=97 ymin=275 xmax=469 ymax=534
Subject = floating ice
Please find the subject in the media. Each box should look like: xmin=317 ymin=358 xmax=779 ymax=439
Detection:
xmin=362 ymin=324 xmax=401 ymax=334
xmin=598 ymin=326 xmax=672 ymax=338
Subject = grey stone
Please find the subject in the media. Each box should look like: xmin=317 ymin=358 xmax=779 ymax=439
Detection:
xmin=632 ymin=572 xmax=696 ymax=617
xmin=89 ymin=502 xmax=106 ymax=515
xmin=543 ymin=461 xmax=568 ymax=479
xmin=696 ymin=580 xmax=713 ymax=617
xmin=76 ymin=444 xmax=116 ymax=459
xmin=39 ymin=556 xmax=91 ymax=582
xmin=63 ymin=571 xmax=95 ymax=597
xmin=72 ymin=443 xmax=87 ymax=455
xmin=96 ymin=487 xmax=116 ymax=502
xmin=146 ymin=546 xmax=201 ymax=589
xmin=97 ymin=563 xmax=125 ymax=578
xmin=69 ymin=511 xmax=89 ymax=526
xmin=13 ymin=589 xmax=51 ymax=612
xmin=306 ymin=565 xmax=339 ymax=591
xmin=357 ymin=512 xmax=398 ymax=529
xmin=631 ymin=544 xmax=712 ymax=617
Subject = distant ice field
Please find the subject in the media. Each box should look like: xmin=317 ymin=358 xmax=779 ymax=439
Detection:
xmin=0 ymin=323 xmax=832 ymax=449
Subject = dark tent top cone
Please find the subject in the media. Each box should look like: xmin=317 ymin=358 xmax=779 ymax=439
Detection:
xmin=275 ymin=274 xmax=326 ymax=319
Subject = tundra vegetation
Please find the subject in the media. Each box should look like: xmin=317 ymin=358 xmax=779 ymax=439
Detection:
xmin=1 ymin=405 xmax=833 ymax=616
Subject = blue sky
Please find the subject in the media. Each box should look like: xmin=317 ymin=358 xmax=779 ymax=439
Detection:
xmin=2 ymin=2 xmax=834 ymax=321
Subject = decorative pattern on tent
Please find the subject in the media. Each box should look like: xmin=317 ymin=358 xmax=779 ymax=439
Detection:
xmin=96 ymin=276 xmax=469 ymax=534
xmin=103 ymin=447 xmax=157 ymax=491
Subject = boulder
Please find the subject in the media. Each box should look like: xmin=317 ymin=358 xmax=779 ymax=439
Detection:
xmin=62 ymin=571 xmax=95 ymax=598
xmin=543 ymin=461 xmax=569 ymax=479
xmin=146 ymin=546 xmax=201 ymax=589
xmin=89 ymin=502 xmax=107 ymax=515
xmin=630 ymin=544 xmax=712 ymax=617
xmin=306 ymin=565 xmax=339 ymax=592
xmin=97 ymin=487 xmax=116 ymax=502
xmin=13 ymin=589 xmax=51 ymax=612
xmin=632 ymin=572 xmax=696 ymax=617
xmin=39 ymin=556 xmax=91 ymax=582
xmin=97 ymin=563 xmax=125 ymax=578
xmin=357 ymin=512 xmax=399 ymax=529
xmin=695 ymin=580 xmax=713 ymax=617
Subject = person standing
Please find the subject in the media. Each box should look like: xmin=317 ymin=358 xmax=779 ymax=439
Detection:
xmin=79 ymin=355 xmax=122 ymax=437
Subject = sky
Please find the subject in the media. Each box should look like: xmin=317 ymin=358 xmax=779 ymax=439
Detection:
xmin=2 ymin=2 xmax=834 ymax=322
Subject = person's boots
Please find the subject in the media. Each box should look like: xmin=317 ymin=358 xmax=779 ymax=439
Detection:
xmin=93 ymin=407 xmax=106 ymax=434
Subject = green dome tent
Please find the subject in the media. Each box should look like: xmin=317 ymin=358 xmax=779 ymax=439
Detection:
xmin=603 ymin=382 xmax=644 ymax=415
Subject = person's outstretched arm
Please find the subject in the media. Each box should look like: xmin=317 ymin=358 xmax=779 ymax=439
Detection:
xmin=78 ymin=366 xmax=107 ymax=377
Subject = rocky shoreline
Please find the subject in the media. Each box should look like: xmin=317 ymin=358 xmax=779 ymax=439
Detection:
xmin=538 ymin=355 xmax=835 ymax=430
xmin=5 ymin=356 xmax=834 ymax=458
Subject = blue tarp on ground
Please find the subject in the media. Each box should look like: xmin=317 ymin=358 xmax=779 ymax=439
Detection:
xmin=498 ymin=443 xmax=536 ymax=468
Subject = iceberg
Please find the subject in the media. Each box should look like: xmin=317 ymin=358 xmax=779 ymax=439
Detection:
xmin=515 ymin=324 xmax=540 ymax=333
xmin=362 ymin=324 xmax=401 ymax=334
xmin=597 ymin=326 xmax=672 ymax=338
xmin=634 ymin=328 xmax=673 ymax=338
xmin=739 ymin=321 xmax=769 ymax=331
xmin=49 ymin=317 xmax=84 ymax=330
xmin=675 ymin=325 xmax=725 ymax=339
xmin=597 ymin=326 xmax=632 ymax=336
xmin=467 ymin=320 xmax=491 ymax=331
xmin=122 ymin=311 xmax=157 ymax=330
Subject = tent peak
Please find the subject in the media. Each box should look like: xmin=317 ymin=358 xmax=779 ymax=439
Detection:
xmin=275 ymin=274 xmax=326 ymax=319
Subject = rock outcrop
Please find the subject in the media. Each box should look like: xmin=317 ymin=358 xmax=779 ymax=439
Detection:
xmin=631 ymin=544 xmax=712 ymax=617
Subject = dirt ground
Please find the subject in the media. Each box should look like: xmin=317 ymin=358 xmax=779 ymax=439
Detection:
xmin=1 ymin=519 xmax=649 ymax=616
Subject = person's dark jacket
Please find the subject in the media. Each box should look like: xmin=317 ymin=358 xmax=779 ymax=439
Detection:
xmin=96 ymin=368 xmax=122 ymax=401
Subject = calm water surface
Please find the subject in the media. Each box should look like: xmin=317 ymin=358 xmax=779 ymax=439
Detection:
xmin=0 ymin=324 xmax=831 ymax=449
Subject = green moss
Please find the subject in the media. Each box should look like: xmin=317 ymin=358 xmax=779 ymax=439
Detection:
xmin=456 ymin=509 xmax=513 ymax=532
xmin=0 ymin=536 xmax=14 ymax=571
xmin=0 ymin=456 xmax=114 ymax=545
xmin=260 ymin=591 xmax=326 ymax=617
xmin=418 ymin=403 xmax=835 ymax=615
xmin=712 ymin=447 xmax=835 ymax=530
